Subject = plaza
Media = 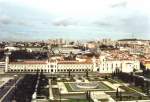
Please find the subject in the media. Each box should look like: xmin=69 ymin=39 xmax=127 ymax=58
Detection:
xmin=48 ymin=74 xmax=150 ymax=102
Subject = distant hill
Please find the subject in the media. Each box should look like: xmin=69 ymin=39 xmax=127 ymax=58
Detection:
xmin=118 ymin=38 xmax=150 ymax=41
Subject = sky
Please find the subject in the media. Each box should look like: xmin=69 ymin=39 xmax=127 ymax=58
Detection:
xmin=0 ymin=0 xmax=150 ymax=41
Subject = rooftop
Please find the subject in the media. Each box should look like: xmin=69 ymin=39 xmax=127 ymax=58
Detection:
xmin=10 ymin=60 xmax=47 ymax=64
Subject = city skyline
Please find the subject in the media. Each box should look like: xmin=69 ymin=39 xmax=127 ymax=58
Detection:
xmin=0 ymin=0 xmax=150 ymax=41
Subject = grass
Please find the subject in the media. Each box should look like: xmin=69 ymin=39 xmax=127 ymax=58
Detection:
xmin=51 ymin=80 xmax=57 ymax=85
xmin=64 ymin=83 xmax=74 ymax=92
xmin=100 ymin=82 xmax=114 ymax=91
xmin=57 ymin=78 xmax=68 ymax=82
xmin=98 ymin=99 xmax=109 ymax=102
xmin=57 ymin=78 xmax=75 ymax=82
xmin=0 ymin=81 xmax=4 ymax=85
xmin=64 ymin=82 xmax=114 ymax=92
xmin=87 ymin=77 xmax=102 ymax=81
xmin=50 ymin=99 xmax=93 ymax=102
xmin=119 ymin=86 xmax=135 ymax=93
xmin=112 ymin=78 xmax=124 ymax=83
xmin=129 ymin=85 xmax=143 ymax=93
xmin=63 ymin=99 xmax=93 ymax=102
xmin=106 ymin=78 xmax=118 ymax=84
xmin=120 ymin=85 xmax=145 ymax=95
xmin=68 ymin=77 xmax=76 ymax=82
xmin=106 ymin=85 xmax=150 ymax=101
xmin=40 ymin=88 xmax=49 ymax=98
xmin=106 ymin=91 xmax=150 ymax=101
xmin=52 ymin=88 xmax=60 ymax=98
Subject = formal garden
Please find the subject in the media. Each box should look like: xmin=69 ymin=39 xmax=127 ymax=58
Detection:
xmin=49 ymin=71 xmax=150 ymax=102
xmin=3 ymin=70 xmax=150 ymax=102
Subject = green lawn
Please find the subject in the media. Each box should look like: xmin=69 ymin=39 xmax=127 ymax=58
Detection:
xmin=112 ymin=78 xmax=124 ymax=83
xmin=52 ymin=88 xmax=60 ymax=98
xmin=106 ymin=85 xmax=150 ymax=101
xmin=106 ymin=78 xmax=118 ymax=84
xmin=87 ymin=77 xmax=102 ymax=81
xmin=50 ymin=99 xmax=93 ymax=102
xmin=40 ymin=88 xmax=49 ymax=98
xmin=64 ymin=82 xmax=114 ymax=92
xmin=63 ymin=99 xmax=93 ymax=102
xmin=51 ymin=80 xmax=57 ymax=85
xmin=119 ymin=86 xmax=135 ymax=93
xmin=98 ymin=99 xmax=109 ymax=102
xmin=129 ymin=85 xmax=143 ymax=93
xmin=0 ymin=81 xmax=4 ymax=85
xmin=106 ymin=92 xmax=150 ymax=101
xmin=57 ymin=78 xmax=75 ymax=82
xmin=64 ymin=83 xmax=74 ymax=92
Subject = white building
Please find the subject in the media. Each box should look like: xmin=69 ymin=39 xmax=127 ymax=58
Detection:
xmin=57 ymin=61 xmax=93 ymax=72
xmin=8 ymin=61 xmax=48 ymax=73
xmin=6 ymin=60 xmax=94 ymax=73
xmin=3 ymin=55 xmax=140 ymax=74
xmin=0 ymin=62 xmax=5 ymax=74
xmin=97 ymin=56 xmax=140 ymax=73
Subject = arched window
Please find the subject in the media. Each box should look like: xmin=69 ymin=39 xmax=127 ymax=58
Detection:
xmin=50 ymin=65 xmax=54 ymax=68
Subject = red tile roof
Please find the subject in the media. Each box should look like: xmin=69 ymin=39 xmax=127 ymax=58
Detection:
xmin=10 ymin=60 xmax=47 ymax=64
xmin=58 ymin=61 xmax=92 ymax=64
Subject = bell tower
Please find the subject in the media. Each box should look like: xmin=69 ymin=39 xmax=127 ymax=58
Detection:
xmin=4 ymin=51 xmax=11 ymax=72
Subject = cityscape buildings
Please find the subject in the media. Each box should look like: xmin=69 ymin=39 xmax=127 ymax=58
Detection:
xmin=0 ymin=38 xmax=150 ymax=102
xmin=0 ymin=0 xmax=150 ymax=102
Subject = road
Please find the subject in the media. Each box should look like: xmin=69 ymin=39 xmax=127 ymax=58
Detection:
xmin=0 ymin=77 xmax=22 ymax=102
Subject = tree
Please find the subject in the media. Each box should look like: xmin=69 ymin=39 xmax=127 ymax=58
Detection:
xmin=111 ymin=71 xmax=115 ymax=79
xmin=86 ymin=91 xmax=89 ymax=99
xmin=69 ymin=41 xmax=74 ymax=45
xmin=86 ymin=91 xmax=91 ymax=102
xmin=119 ymin=91 xmax=122 ymax=101
xmin=68 ymin=70 xmax=71 ymax=78
xmin=140 ymin=62 xmax=146 ymax=71
xmin=138 ymin=95 xmax=142 ymax=100
xmin=86 ymin=69 xmax=89 ymax=78
xmin=116 ymin=88 xmax=119 ymax=99
xmin=130 ymin=72 xmax=134 ymax=85
xmin=145 ymin=81 xmax=150 ymax=95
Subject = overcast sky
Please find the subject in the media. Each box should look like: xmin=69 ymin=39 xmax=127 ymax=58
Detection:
xmin=0 ymin=0 xmax=150 ymax=41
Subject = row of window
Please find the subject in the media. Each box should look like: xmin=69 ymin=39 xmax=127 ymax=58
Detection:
xmin=8 ymin=69 xmax=56 ymax=73
xmin=57 ymin=69 xmax=91 ymax=72
xmin=58 ymin=65 xmax=92 ymax=67
xmin=97 ymin=67 xmax=122 ymax=72
xmin=102 ymin=63 xmax=123 ymax=68
xmin=8 ymin=68 xmax=92 ymax=73
xmin=9 ymin=65 xmax=93 ymax=70
xmin=11 ymin=65 xmax=47 ymax=68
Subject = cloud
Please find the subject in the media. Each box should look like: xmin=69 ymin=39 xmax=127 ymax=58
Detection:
xmin=0 ymin=15 xmax=12 ymax=25
xmin=0 ymin=0 xmax=150 ymax=40
xmin=93 ymin=21 xmax=112 ymax=27
xmin=110 ymin=1 xmax=127 ymax=8
xmin=121 ymin=13 xmax=150 ymax=34
xmin=17 ymin=21 xmax=31 ymax=26
xmin=52 ymin=17 xmax=78 ymax=27
xmin=0 ymin=15 xmax=31 ymax=27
